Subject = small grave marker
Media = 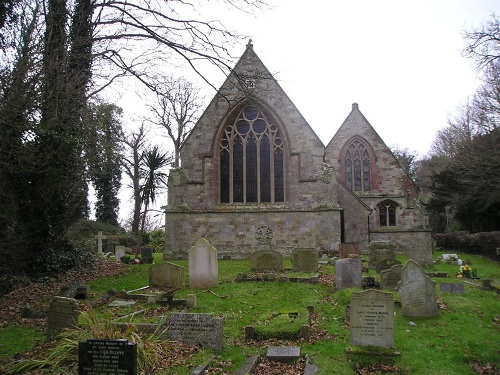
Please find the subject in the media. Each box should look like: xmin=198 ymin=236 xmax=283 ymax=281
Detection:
xmin=349 ymin=289 xmax=394 ymax=349
xmin=166 ymin=313 xmax=223 ymax=351
xmin=79 ymin=339 xmax=137 ymax=375
xmin=266 ymin=346 xmax=301 ymax=363
xmin=440 ymin=283 xmax=465 ymax=294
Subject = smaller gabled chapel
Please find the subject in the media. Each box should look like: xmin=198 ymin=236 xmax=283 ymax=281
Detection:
xmin=164 ymin=41 xmax=431 ymax=260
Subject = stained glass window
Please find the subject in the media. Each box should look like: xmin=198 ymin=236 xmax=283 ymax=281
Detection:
xmin=219 ymin=104 xmax=285 ymax=203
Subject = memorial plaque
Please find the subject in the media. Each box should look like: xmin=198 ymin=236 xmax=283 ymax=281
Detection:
xmin=79 ymin=339 xmax=137 ymax=375
xmin=291 ymin=248 xmax=318 ymax=272
xmin=149 ymin=262 xmax=185 ymax=289
xmin=166 ymin=313 xmax=223 ymax=351
xmin=397 ymin=260 xmax=438 ymax=317
xmin=46 ymin=296 xmax=80 ymax=338
xmin=380 ymin=264 xmax=403 ymax=290
xmin=249 ymin=250 xmax=283 ymax=271
xmin=349 ymin=290 xmax=394 ymax=348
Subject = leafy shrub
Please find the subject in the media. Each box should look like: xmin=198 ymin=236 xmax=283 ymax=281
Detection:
xmin=433 ymin=231 xmax=500 ymax=259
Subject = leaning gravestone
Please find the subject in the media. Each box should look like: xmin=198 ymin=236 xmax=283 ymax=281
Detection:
xmin=349 ymin=289 xmax=394 ymax=348
xmin=291 ymin=248 xmax=318 ymax=272
xmin=188 ymin=238 xmax=218 ymax=288
xmin=250 ymin=250 xmax=283 ymax=271
xmin=79 ymin=339 xmax=137 ymax=375
xmin=335 ymin=258 xmax=362 ymax=290
xmin=368 ymin=241 xmax=396 ymax=269
xmin=375 ymin=257 xmax=401 ymax=273
xmin=380 ymin=264 xmax=403 ymax=290
xmin=149 ymin=262 xmax=185 ymax=289
xmin=166 ymin=313 xmax=223 ymax=351
xmin=46 ymin=296 xmax=80 ymax=338
xmin=397 ymin=260 xmax=438 ymax=317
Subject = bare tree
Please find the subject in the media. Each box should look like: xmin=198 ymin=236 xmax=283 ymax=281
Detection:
xmin=463 ymin=15 xmax=500 ymax=69
xmin=148 ymin=77 xmax=203 ymax=167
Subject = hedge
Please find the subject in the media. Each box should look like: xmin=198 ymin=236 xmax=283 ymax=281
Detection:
xmin=432 ymin=231 xmax=500 ymax=260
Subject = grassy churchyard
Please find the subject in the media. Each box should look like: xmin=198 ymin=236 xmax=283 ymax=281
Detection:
xmin=0 ymin=251 xmax=499 ymax=374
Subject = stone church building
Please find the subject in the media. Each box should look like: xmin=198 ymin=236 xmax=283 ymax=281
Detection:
xmin=164 ymin=41 xmax=431 ymax=260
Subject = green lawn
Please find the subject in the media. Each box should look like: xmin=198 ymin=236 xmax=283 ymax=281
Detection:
xmin=1 ymin=252 xmax=499 ymax=374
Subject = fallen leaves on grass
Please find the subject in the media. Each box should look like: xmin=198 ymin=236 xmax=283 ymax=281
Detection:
xmin=354 ymin=363 xmax=404 ymax=374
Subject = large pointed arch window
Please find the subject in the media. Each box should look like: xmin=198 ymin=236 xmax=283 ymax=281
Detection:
xmin=345 ymin=139 xmax=371 ymax=191
xmin=220 ymin=105 xmax=284 ymax=204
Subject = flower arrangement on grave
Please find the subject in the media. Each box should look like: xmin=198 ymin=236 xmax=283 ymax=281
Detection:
xmin=457 ymin=265 xmax=472 ymax=278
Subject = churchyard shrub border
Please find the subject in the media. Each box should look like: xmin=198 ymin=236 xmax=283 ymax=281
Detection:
xmin=433 ymin=231 xmax=500 ymax=259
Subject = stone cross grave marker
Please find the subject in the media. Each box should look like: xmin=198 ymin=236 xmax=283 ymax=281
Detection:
xmin=291 ymin=248 xmax=318 ymax=272
xmin=188 ymin=238 xmax=218 ymax=288
xmin=149 ymin=262 xmax=185 ymax=289
xmin=166 ymin=313 xmax=223 ymax=351
xmin=46 ymin=296 xmax=80 ymax=338
xmin=397 ymin=260 xmax=438 ymax=317
xmin=79 ymin=339 xmax=137 ymax=375
xmin=250 ymin=250 xmax=283 ymax=271
xmin=380 ymin=264 xmax=403 ymax=290
xmin=335 ymin=258 xmax=362 ymax=290
xmin=349 ymin=289 xmax=395 ymax=349
xmin=95 ymin=231 xmax=107 ymax=255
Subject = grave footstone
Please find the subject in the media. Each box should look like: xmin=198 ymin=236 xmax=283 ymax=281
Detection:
xmin=440 ymin=283 xmax=465 ymax=294
xmin=46 ymin=296 xmax=80 ymax=338
xmin=188 ymin=238 xmax=218 ymax=288
xmin=149 ymin=262 xmax=185 ymax=289
xmin=79 ymin=339 xmax=137 ymax=375
xmin=250 ymin=250 xmax=283 ymax=271
xmin=292 ymin=248 xmax=318 ymax=272
xmin=141 ymin=247 xmax=153 ymax=264
xmin=397 ymin=260 xmax=438 ymax=317
xmin=380 ymin=264 xmax=403 ymax=290
xmin=166 ymin=313 xmax=223 ymax=351
xmin=375 ymin=257 xmax=401 ymax=273
xmin=349 ymin=289 xmax=394 ymax=349
xmin=266 ymin=346 xmax=301 ymax=363
xmin=368 ymin=241 xmax=396 ymax=269
xmin=335 ymin=258 xmax=362 ymax=290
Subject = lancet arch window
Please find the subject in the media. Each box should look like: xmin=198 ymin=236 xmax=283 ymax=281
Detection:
xmin=378 ymin=200 xmax=398 ymax=227
xmin=344 ymin=139 xmax=371 ymax=191
xmin=220 ymin=105 xmax=284 ymax=204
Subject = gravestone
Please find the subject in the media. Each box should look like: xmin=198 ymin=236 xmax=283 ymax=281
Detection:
xmin=95 ymin=231 xmax=107 ymax=255
xmin=79 ymin=339 xmax=137 ymax=375
xmin=166 ymin=313 xmax=223 ymax=351
xmin=335 ymin=258 xmax=362 ymax=290
xmin=440 ymin=283 xmax=465 ymax=294
xmin=250 ymin=250 xmax=283 ymax=271
xmin=141 ymin=247 xmax=153 ymax=264
xmin=406 ymin=245 xmax=433 ymax=266
xmin=380 ymin=264 xmax=403 ymax=290
xmin=266 ymin=346 xmax=301 ymax=363
xmin=255 ymin=226 xmax=273 ymax=251
xmin=149 ymin=262 xmax=185 ymax=289
xmin=339 ymin=243 xmax=360 ymax=259
xmin=46 ymin=297 xmax=80 ymax=338
xmin=291 ymin=248 xmax=318 ymax=272
xmin=397 ymin=260 xmax=438 ymax=317
xmin=115 ymin=246 xmax=126 ymax=263
xmin=188 ymin=238 xmax=218 ymax=288
xmin=349 ymin=289 xmax=394 ymax=348
xmin=375 ymin=257 xmax=401 ymax=273
xmin=368 ymin=241 xmax=396 ymax=269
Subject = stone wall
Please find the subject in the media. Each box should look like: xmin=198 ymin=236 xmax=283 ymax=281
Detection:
xmin=164 ymin=208 xmax=341 ymax=259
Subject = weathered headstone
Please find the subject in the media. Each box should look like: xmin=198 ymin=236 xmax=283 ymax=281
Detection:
xmin=149 ymin=262 xmax=185 ymax=289
xmin=349 ymin=289 xmax=394 ymax=348
xmin=368 ymin=241 xmax=396 ymax=269
xmin=440 ymin=283 xmax=465 ymax=294
xmin=95 ymin=231 xmax=107 ymax=255
xmin=397 ymin=260 xmax=438 ymax=317
xmin=255 ymin=226 xmax=273 ymax=251
xmin=406 ymin=245 xmax=433 ymax=266
xmin=380 ymin=264 xmax=403 ymax=290
xmin=141 ymin=247 xmax=153 ymax=264
xmin=59 ymin=281 xmax=89 ymax=299
xmin=291 ymin=248 xmax=318 ymax=272
xmin=79 ymin=339 xmax=137 ymax=375
xmin=266 ymin=346 xmax=301 ymax=363
xmin=115 ymin=245 xmax=126 ymax=263
xmin=166 ymin=313 xmax=223 ymax=351
xmin=335 ymin=258 xmax=362 ymax=290
xmin=375 ymin=257 xmax=401 ymax=273
xmin=46 ymin=296 xmax=80 ymax=337
xmin=339 ymin=243 xmax=360 ymax=259
xmin=249 ymin=250 xmax=283 ymax=271
xmin=188 ymin=238 xmax=218 ymax=288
